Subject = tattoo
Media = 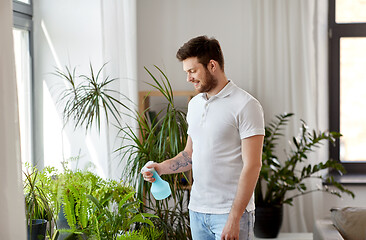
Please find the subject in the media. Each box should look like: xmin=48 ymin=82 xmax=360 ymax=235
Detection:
xmin=169 ymin=151 xmax=192 ymax=172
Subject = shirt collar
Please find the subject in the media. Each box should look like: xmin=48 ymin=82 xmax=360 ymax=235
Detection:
xmin=201 ymin=80 xmax=234 ymax=100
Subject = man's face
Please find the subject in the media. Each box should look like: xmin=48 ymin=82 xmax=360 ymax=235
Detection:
xmin=183 ymin=57 xmax=218 ymax=93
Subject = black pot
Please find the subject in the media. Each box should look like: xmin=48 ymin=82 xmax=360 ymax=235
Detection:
xmin=27 ymin=219 xmax=48 ymax=240
xmin=254 ymin=205 xmax=283 ymax=238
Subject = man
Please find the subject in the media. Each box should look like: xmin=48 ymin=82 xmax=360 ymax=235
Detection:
xmin=142 ymin=35 xmax=264 ymax=240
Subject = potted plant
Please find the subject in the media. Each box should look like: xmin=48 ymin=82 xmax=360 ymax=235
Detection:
xmin=119 ymin=66 xmax=191 ymax=239
xmin=254 ymin=113 xmax=355 ymax=238
xmin=24 ymin=165 xmax=55 ymax=240
xmin=36 ymin=161 xmax=157 ymax=240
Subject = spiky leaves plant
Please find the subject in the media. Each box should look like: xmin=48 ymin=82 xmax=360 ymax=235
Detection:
xmin=55 ymin=62 xmax=130 ymax=132
xmin=255 ymin=113 xmax=354 ymax=207
xmin=23 ymin=166 xmax=55 ymax=238
xmin=117 ymin=66 xmax=191 ymax=239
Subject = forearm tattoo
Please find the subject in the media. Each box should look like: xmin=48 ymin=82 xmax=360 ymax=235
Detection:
xmin=169 ymin=151 xmax=192 ymax=172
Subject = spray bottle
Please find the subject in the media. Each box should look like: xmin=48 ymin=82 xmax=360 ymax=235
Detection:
xmin=141 ymin=161 xmax=171 ymax=200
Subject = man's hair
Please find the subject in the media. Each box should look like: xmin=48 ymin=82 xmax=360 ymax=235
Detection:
xmin=176 ymin=35 xmax=224 ymax=71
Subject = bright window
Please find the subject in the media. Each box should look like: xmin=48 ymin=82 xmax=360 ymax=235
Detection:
xmin=13 ymin=28 xmax=32 ymax=165
xmin=336 ymin=0 xmax=366 ymax=23
xmin=329 ymin=0 xmax=366 ymax=174
xmin=339 ymin=37 xmax=366 ymax=162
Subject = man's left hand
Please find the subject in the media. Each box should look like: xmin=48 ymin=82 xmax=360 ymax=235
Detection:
xmin=221 ymin=218 xmax=240 ymax=240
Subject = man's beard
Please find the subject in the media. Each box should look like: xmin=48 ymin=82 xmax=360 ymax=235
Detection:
xmin=197 ymin=68 xmax=218 ymax=93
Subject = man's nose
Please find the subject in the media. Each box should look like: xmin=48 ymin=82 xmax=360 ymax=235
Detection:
xmin=187 ymin=74 xmax=193 ymax=82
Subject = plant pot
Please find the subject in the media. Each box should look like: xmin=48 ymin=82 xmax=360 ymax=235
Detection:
xmin=27 ymin=219 xmax=48 ymax=240
xmin=254 ymin=205 xmax=283 ymax=238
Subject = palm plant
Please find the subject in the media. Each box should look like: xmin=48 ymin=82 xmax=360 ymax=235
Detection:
xmin=24 ymin=166 xmax=55 ymax=239
xmin=55 ymin=62 xmax=130 ymax=132
xmin=118 ymin=66 xmax=191 ymax=239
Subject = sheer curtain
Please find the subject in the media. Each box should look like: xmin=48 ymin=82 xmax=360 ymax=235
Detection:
xmin=100 ymin=0 xmax=138 ymax=180
xmin=0 ymin=0 xmax=27 ymax=238
xmin=246 ymin=0 xmax=328 ymax=232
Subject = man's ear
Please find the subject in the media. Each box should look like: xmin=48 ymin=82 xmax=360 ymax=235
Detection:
xmin=208 ymin=60 xmax=217 ymax=72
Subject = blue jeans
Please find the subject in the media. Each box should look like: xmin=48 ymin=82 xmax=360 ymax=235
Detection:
xmin=189 ymin=210 xmax=255 ymax=240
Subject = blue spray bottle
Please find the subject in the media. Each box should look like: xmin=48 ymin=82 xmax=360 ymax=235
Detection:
xmin=141 ymin=161 xmax=171 ymax=200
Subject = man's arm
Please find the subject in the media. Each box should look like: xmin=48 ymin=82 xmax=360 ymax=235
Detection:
xmin=142 ymin=136 xmax=193 ymax=182
xmin=221 ymin=135 xmax=264 ymax=240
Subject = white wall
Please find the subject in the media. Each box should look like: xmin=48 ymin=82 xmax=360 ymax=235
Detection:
xmin=137 ymin=0 xmax=253 ymax=94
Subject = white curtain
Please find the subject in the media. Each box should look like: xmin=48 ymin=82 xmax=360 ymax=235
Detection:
xmin=100 ymin=0 xmax=138 ymax=180
xmin=0 ymin=0 xmax=27 ymax=239
xmin=246 ymin=0 xmax=328 ymax=232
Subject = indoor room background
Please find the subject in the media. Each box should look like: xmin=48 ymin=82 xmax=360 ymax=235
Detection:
xmin=1 ymin=0 xmax=365 ymax=239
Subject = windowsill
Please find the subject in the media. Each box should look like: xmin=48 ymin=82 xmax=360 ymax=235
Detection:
xmin=323 ymin=173 xmax=366 ymax=185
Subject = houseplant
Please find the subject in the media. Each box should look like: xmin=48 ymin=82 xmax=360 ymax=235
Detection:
xmin=119 ymin=66 xmax=191 ymax=239
xmin=23 ymin=165 xmax=55 ymax=240
xmin=55 ymin=62 xmax=130 ymax=132
xmin=48 ymin=163 xmax=157 ymax=239
xmin=254 ymin=113 xmax=355 ymax=238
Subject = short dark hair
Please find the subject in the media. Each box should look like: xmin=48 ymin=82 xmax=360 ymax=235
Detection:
xmin=176 ymin=35 xmax=224 ymax=71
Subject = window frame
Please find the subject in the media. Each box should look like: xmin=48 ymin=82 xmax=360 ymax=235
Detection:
xmin=328 ymin=0 xmax=366 ymax=175
xmin=13 ymin=0 xmax=35 ymax=166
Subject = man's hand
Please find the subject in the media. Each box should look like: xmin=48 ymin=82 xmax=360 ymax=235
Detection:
xmin=221 ymin=217 xmax=240 ymax=240
xmin=141 ymin=162 xmax=160 ymax=183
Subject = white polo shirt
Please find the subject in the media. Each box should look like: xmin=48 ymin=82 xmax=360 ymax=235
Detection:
xmin=187 ymin=80 xmax=265 ymax=214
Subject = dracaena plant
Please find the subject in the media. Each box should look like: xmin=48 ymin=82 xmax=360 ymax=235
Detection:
xmin=55 ymin=62 xmax=130 ymax=132
xmin=118 ymin=66 xmax=191 ymax=240
xmin=255 ymin=113 xmax=354 ymax=207
xmin=23 ymin=165 xmax=55 ymax=238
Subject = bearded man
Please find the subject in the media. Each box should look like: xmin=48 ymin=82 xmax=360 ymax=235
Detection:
xmin=142 ymin=35 xmax=265 ymax=240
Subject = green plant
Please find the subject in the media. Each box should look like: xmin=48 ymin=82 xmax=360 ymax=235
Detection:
xmin=23 ymin=165 xmax=55 ymax=238
xmin=42 ymin=163 xmax=155 ymax=240
xmin=88 ymin=192 xmax=157 ymax=240
xmin=118 ymin=66 xmax=191 ymax=239
xmin=139 ymin=226 xmax=163 ymax=240
xmin=55 ymin=62 xmax=130 ymax=132
xmin=115 ymin=228 xmax=162 ymax=240
xmin=255 ymin=113 xmax=355 ymax=207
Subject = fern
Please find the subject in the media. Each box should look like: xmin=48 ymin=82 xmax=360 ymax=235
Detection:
xmin=139 ymin=226 xmax=163 ymax=240
xmin=117 ymin=231 xmax=147 ymax=240
xmin=79 ymin=189 xmax=88 ymax=228
xmin=62 ymin=189 xmax=76 ymax=229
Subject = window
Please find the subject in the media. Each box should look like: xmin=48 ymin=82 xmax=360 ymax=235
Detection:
xmin=13 ymin=0 xmax=33 ymax=165
xmin=329 ymin=0 xmax=366 ymax=174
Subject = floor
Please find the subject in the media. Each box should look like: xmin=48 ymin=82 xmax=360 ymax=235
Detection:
xmin=254 ymin=232 xmax=313 ymax=240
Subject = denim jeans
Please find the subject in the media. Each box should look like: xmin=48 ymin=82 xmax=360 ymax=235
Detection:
xmin=189 ymin=210 xmax=255 ymax=240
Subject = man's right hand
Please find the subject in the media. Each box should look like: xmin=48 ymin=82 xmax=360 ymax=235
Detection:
xmin=141 ymin=162 xmax=160 ymax=183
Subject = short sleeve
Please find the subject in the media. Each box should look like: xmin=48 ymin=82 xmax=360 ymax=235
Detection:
xmin=186 ymin=99 xmax=192 ymax=136
xmin=238 ymin=99 xmax=265 ymax=139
